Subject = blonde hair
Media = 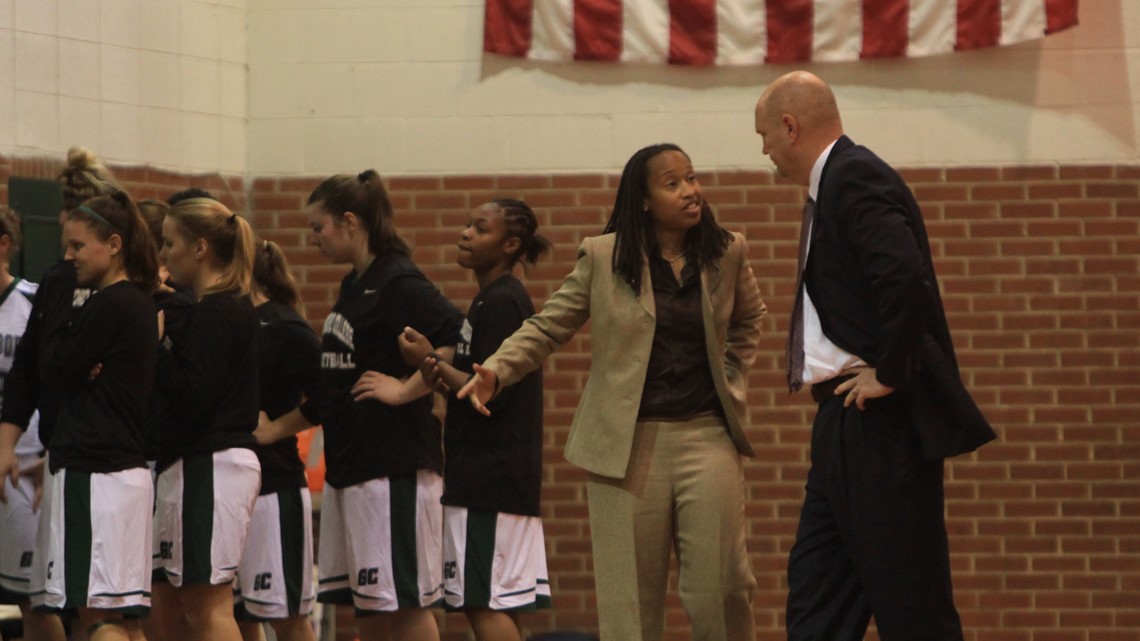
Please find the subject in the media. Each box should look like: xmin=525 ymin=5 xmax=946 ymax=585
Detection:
xmin=58 ymin=146 xmax=119 ymax=211
xmin=166 ymin=198 xmax=254 ymax=296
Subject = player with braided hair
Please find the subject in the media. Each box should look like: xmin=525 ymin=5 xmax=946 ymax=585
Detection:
xmin=399 ymin=199 xmax=552 ymax=641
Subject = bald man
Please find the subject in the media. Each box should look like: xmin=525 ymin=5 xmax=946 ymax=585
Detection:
xmin=755 ymin=71 xmax=995 ymax=641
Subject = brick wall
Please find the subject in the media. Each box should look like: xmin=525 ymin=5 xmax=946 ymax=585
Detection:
xmin=5 ymin=152 xmax=1139 ymax=641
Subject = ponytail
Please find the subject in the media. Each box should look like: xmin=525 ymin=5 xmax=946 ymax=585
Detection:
xmin=137 ymin=199 xmax=170 ymax=250
xmin=69 ymin=191 xmax=159 ymax=293
xmin=58 ymin=146 xmax=119 ymax=212
xmin=254 ymin=240 xmax=304 ymax=315
xmin=166 ymin=198 xmax=254 ymax=296
xmin=308 ymin=170 xmax=410 ymax=258
xmin=492 ymin=199 xmax=551 ymax=269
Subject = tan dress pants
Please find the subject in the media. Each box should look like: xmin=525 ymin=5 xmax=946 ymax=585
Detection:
xmin=587 ymin=414 xmax=756 ymax=641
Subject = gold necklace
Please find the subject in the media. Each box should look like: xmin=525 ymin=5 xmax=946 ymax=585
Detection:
xmin=662 ymin=252 xmax=685 ymax=264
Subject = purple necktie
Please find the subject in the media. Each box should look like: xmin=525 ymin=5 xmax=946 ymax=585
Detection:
xmin=787 ymin=197 xmax=815 ymax=393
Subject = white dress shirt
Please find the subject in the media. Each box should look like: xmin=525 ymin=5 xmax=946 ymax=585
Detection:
xmin=800 ymin=140 xmax=867 ymax=385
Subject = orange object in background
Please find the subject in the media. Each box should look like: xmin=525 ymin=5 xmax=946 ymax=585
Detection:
xmin=296 ymin=426 xmax=325 ymax=493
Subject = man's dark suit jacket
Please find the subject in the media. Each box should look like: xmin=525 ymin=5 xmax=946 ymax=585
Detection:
xmin=805 ymin=135 xmax=996 ymax=459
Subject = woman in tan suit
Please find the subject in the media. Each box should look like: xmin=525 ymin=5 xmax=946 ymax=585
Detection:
xmin=459 ymin=143 xmax=766 ymax=641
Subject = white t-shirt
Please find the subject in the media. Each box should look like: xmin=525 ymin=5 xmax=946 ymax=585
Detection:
xmin=0 ymin=278 xmax=41 ymax=457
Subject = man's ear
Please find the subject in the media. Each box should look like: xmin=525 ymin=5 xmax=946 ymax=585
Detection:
xmin=782 ymin=113 xmax=799 ymax=139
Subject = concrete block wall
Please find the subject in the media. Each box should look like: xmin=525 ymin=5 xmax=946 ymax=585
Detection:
xmin=246 ymin=1 xmax=1140 ymax=176
xmin=0 ymin=0 xmax=247 ymax=173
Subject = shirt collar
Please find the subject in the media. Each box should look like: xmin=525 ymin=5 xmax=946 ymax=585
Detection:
xmin=807 ymin=138 xmax=840 ymax=202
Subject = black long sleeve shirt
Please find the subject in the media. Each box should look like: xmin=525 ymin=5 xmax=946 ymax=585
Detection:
xmin=300 ymin=253 xmax=462 ymax=489
xmin=144 ymin=284 xmax=196 ymax=460
xmin=0 ymin=261 xmax=92 ymax=449
xmin=442 ymin=275 xmax=544 ymax=516
xmin=153 ymin=291 xmax=259 ymax=469
xmin=255 ymin=300 xmax=320 ymax=495
xmin=45 ymin=281 xmax=156 ymax=473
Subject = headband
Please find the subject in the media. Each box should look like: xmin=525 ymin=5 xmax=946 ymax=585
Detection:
xmin=76 ymin=205 xmax=119 ymax=233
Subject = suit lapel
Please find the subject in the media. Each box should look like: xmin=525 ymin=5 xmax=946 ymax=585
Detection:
xmin=807 ymin=135 xmax=854 ymax=273
xmin=703 ymin=261 xmax=722 ymax=297
xmin=638 ymin=256 xmax=656 ymax=318
xmin=815 ymin=135 xmax=854 ymax=221
xmin=700 ymin=266 xmax=716 ymax=343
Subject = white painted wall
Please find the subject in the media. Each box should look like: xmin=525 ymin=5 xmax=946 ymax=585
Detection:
xmin=2 ymin=2 xmax=1136 ymax=177
xmin=247 ymin=0 xmax=1140 ymax=176
xmin=0 ymin=0 xmax=247 ymax=173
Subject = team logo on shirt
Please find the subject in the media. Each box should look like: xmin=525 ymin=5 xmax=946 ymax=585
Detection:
xmin=72 ymin=288 xmax=92 ymax=308
xmin=322 ymin=312 xmax=357 ymax=369
xmin=321 ymin=352 xmax=356 ymax=369
xmin=456 ymin=318 xmax=473 ymax=357
xmin=323 ymin=313 xmax=354 ymax=350
xmin=0 ymin=333 xmax=21 ymax=357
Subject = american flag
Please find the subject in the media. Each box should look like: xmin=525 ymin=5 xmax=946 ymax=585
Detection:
xmin=484 ymin=0 xmax=1079 ymax=65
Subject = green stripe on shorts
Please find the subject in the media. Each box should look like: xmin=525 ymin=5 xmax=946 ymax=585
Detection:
xmin=182 ymin=455 xmax=215 ymax=585
xmin=389 ymin=473 xmax=419 ymax=609
xmin=463 ymin=509 xmax=497 ymax=609
xmin=278 ymin=488 xmax=305 ymax=616
xmin=63 ymin=470 xmax=92 ymax=609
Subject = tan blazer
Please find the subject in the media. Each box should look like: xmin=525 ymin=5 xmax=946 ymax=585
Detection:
xmin=484 ymin=232 xmax=766 ymax=479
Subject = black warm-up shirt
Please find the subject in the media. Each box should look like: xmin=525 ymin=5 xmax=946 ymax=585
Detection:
xmin=153 ymin=291 xmax=259 ymax=469
xmin=255 ymin=300 xmax=320 ymax=495
xmin=45 ymin=281 xmax=156 ymax=474
xmin=1 ymin=260 xmax=92 ymax=449
xmin=144 ymin=283 xmax=195 ymax=460
xmin=442 ymin=275 xmax=544 ymax=517
xmin=300 ymin=253 xmax=462 ymax=489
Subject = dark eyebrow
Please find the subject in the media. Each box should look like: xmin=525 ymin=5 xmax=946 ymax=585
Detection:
xmin=657 ymin=165 xmax=694 ymax=179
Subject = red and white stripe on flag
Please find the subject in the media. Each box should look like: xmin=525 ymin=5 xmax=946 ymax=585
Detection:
xmin=484 ymin=0 xmax=1079 ymax=65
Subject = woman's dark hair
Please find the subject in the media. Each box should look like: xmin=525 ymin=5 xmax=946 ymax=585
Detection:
xmin=137 ymin=199 xmax=170 ymax=250
xmin=166 ymin=187 xmax=216 ymax=207
xmin=0 ymin=206 xmax=23 ymax=252
xmin=58 ymin=146 xmax=119 ymax=212
xmin=603 ymin=143 xmax=732 ymax=295
xmin=254 ymin=240 xmax=304 ymax=316
xmin=68 ymin=191 xmax=159 ymax=293
xmin=490 ymin=199 xmax=551 ymax=269
xmin=307 ymin=170 xmax=410 ymax=258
